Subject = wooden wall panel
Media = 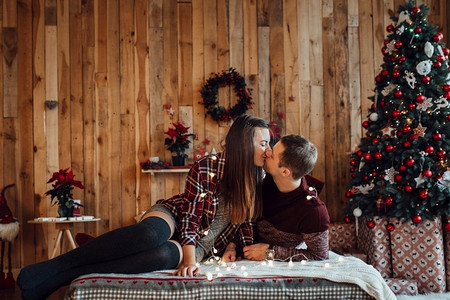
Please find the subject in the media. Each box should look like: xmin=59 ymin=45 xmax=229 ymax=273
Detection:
xmin=1 ymin=0 xmax=449 ymax=270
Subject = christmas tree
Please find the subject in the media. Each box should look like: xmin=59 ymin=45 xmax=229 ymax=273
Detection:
xmin=344 ymin=1 xmax=450 ymax=228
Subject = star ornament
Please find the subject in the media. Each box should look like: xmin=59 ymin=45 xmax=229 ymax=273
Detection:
xmin=382 ymin=126 xmax=395 ymax=136
xmin=413 ymin=123 xmax=427 ymax=137
xmin=415 ymin=174 xmax=426 ymax=187
xmin=385 ymin=167 xmax=398 ymax=184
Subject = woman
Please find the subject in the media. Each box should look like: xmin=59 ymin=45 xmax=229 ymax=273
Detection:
xmin=18 ymin=114 xmax=271 ymax=299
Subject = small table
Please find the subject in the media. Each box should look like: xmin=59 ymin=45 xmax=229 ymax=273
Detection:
xmin=28 ymin=217 xmax=101 ymax=258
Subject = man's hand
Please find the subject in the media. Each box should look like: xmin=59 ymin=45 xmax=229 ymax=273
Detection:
xmin=243 ymin=243 xmax=270 ymax=261
xmin=222 ymin=242 xmax=237 ymax=262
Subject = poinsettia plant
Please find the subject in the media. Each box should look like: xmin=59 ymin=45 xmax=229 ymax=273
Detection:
xmin=45 ymin=168 xmax=84 ymax=217
xmin=164 ymin=121 xmax=195 ymax=158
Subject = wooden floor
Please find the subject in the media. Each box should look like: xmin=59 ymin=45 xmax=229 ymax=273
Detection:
xmin=0 ymin=283 xmax=68 ymax=300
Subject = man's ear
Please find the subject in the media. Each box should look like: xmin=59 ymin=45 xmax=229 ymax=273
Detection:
xmin=281 ymin=167 xmax=291 ymax=177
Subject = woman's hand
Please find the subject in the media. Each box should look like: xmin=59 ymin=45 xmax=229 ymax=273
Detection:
xmin=222 ymin=242 xmax=237 ymax=262
xmin=172 ymin=244 xmax=199 ymax=277
xmin=172 ymin=264 xmax=199 ymax=277
xmin=243 ymin=243 xmax=270 ymax=261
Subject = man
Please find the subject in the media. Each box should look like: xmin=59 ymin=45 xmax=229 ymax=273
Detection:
xmin=243 ymin=135 xmax=330 ymax=261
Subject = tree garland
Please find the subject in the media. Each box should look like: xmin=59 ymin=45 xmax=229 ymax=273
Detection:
xmin=201 ymin=68 xmax=253 ymax=122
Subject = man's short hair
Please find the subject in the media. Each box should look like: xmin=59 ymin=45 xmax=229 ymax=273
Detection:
xmin=279 ymin=135 xmax=317 ymax=180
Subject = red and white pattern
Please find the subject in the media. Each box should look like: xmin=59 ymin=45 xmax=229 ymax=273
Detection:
xmin=385 ymin=278 xmax=418 ymax=295
xmin=329 ymin=222 xmax=356 ymax=252
xmin=390 ymin=218 xmax=446 ymax=293
xmin=357 ymin=217 xmax=392 ymax=278
xmin=444 ymin=216 xmax=450 ymax=292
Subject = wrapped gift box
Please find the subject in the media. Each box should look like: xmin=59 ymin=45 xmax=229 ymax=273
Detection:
xmin=385 ymin=278 xmax=418 ymax=295
xmin=390 ymin=218 xmax=446 ymax=293
xmin=357 ymin=216 xmax=392 ymax=278
xmin=329 ymin=222 xmax=356 ymax=252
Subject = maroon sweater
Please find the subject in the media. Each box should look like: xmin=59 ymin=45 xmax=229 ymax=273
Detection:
xmin=257 ymin=174 xmax=330 ymax=261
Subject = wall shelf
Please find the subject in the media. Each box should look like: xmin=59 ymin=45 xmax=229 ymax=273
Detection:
xmin=142 ymin=167 xmax=190 ymax=175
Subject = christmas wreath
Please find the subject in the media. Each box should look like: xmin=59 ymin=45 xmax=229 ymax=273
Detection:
xmin=201 ymin=68 xmax=253 ymax=122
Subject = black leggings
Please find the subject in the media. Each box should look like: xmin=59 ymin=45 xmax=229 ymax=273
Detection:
xmin=18 ymin=216 xmax=181 ymax=300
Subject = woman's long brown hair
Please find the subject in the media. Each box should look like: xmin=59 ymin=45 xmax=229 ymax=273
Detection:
xmin=220 ymin=115 xmax=269 ymax=224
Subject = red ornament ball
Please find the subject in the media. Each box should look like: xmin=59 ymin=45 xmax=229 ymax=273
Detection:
xmin=409 ymin=134 xmax=418 ymax=142
xmin=434 ymin=61 xmax=442 ymax=68
xmin=394 ymin=174 xmax=403 ymax=182
xmin=433 ymin=33 xmax=443 ymax=42
xmin=445 ymin=92 xmax=450 ymax=99
xmin=437 ymin=55 xmax=445 ymax=62
xmin=385 ymin=196 xmax=393 ymax=205
xmin=414 ymin=27 xmax=422 ymax=34
xmin=394 ymin=41 xmax=402 ymax=49
xmin=412 ymin=7 xmax=420 ymax=14
xmin=345 ymin=190 xmax=354 ymax=198
xmin=364 ymin=153 xmax=372 ymax=161
xmin=392 ymin=110 xmax=401 ymax=118
xmin=398 ymin=55 xmax=406 ymax=63
xmin=350 ymin=159 xmax=356 ymax=166
xmin=399 ymin=165 xmax=406 ymax=172
xmin=374 ymin=152 xmax=382 ymax=160
xmin=409 ymin=103 xmax=416 ymax=110
xmin=344 ymin=216 xmax=351 ymax=223
xmin=394 ymin=90 xmax=403 ymax=98
xmin=373 ymin=138 xmax=379 ymax=144
xmin=432 ymin=133 xmax=442 ymax=141
xmin=386 ymin=223 xmax=395 ymax=232
xmin=415 ymin=94 xmax=425 ymax=103
xmin=443 ymin=48 xmax=450 ymax=56
xmin=423 ymin=170 xmax=432 ymax=177
xmin=444 ymin=223 xmax=450 ymax=232
xmin=386 ymin=25 xmax=394 ymax=32
xmin=392 ymin=70 xmax=400 ymax=78
xmin=412 ymin=215 xmax=422 ymax=224
xmin=357 ymin=150 xmax=363 ymax=156
xmin=419 ymin=189 xmax=428 ymax=199
xmin=405 ymin=158 xmax=415 ymax=167
xmin=385 ymin=144 xmax=394 ymax=152
xmin=437 ymin=149 xmax=446 ymax=158
xmin=367 ymin=220 xmax=375 ymax=229
xmin=381 ymin=70 xmax=389 ymax=77
xmin=403 ymin=141 xmax=411 ymax=148
xmin=402 ymin=125 xmax=411 ymax=133
xmin=378 ymin=101 xmax=386 ymax=107
xmin=444 ymin=84 xmax=450 ymax=92
xmin=362 ymin=121 xmax=369 ymax=128
xmin=405 ymin=185 xmax=413 ymax=192
xmin=422 ymin=76 xmax=431 ymax=84
xmin=375 ymin=75 xmax=383 ymax=83
xmin=425 ymin=145 xmax=434 ymax=154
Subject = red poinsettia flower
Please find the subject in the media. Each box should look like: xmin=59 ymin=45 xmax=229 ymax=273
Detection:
xmin=164 ymin=121 xmax=195 ymax=158
xmin=45 ymin=169 xmax=84 ymax=216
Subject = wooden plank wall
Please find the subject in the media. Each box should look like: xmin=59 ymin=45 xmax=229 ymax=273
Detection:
xmin=0 ymin=0 xmax=448 ymax=268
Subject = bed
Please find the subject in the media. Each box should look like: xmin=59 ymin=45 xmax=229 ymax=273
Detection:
xmin=64 ymin=253 xmax=395 ymax=300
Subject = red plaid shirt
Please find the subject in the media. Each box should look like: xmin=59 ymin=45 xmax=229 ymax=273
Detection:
xmin=157 ymin=152 xmax=255 ymax=254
